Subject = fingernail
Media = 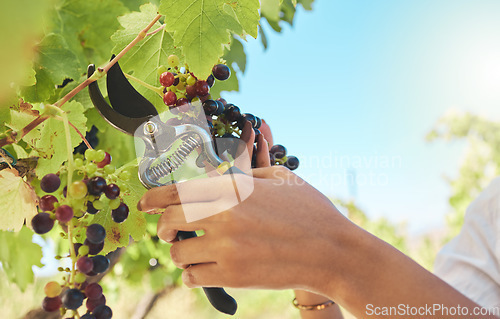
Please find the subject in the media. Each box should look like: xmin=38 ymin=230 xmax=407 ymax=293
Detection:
xmin=137 ymin=199 xmax=143 ymax=211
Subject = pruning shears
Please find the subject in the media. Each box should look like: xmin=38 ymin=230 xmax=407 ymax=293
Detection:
xmin=87 ymin=58 xmax=240 ymax=315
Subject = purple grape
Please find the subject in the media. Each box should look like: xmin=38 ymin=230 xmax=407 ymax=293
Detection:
xmin=81 ymin=314 xmax=97 ymax=319
xmin=87 ymin=201 xmax=99 ymax=215
xmin=224 ymin=104 xmax=241 ymax=123
xmin=55 ymin=205 xmax=73 ymax=223
xmin=84 ymin=239 xmax=104 ymax=255
xmin=206 ymin=74 xmax=215 ymax=87
xmin=104 ymin=184 xmax=120 ymax=200
xmin=87 ymin=176 xmax=106 ymax=196
xmin=42 ymin=296 xmax=62 ymax=312
xmin=93 ymin=304 xmax=113 ymax=319
xmin=285 ymin=156 xmax=300 ymax=170
xmin=212 ymin=64 xmax=230 ymax=80
xmin=91 ymin=255 xmax=110 ymax=274
xmin=270 ymin=144 xmax=287 ymax=159
xmin=39 ymin=195 xmax=58 ymax=211
xmin=31 ymin=213 xmax=54 ymax=234
xmin=86 ymin=294 xmax=106 ymax=312
xmin=86 ymin=224 xmax=106 ymax=244
xmin=202 ymin=99 xmax=218 ymax=115
xmin=111 ymin=203 xmax=129 ymax=223
xmin=40 ymin=174 xmax=61 ymax=193
xmin=62 ymin=288 xmax=84 ymax=310
xmin=242 ymin=113 xmax=257 ymax=128
xmin=76 ymin=256 xmax=94 ymax=274
xmin=85 ymin=283 xmax=103 ymax=300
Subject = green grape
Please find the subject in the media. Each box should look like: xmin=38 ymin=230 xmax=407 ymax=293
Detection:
xmin=70 ymin=198 xmax=85 ymax=212
xmin=217 ymin=127 xmax=226 ymax=136
xmin=85 ymin=149 xmax=97 ymax=161
xmin=75 ymin=272 xmax=86 ymax=284
xmin=93 ymin=200 xmax=104 ymax=210
xmin=74 ymin=158 xmax=84 ymax=168
xmin=95 ymin=150 xmax=106 ymax=162
xmin=78 ymin=245 xmax=89 ymax=256
xmin=167 ymin=54 xmax=180 ymax=67
xmin=186 ymin=75 xmax=196 ymax=86
xmin=44 ymin=281 xmax=62 ymax=298
xmin=86 ymin=162 xmax=97 ymax=175
xmin=169 ymin=85 xmax=177 ymax=93
xmin=68 ymin=181 xmax=87 ymax=199
xmin=119 ymin=170 xmax=131 ymax=181
xmin=104 ymin=165 xmax=115 ymax=175
xmin=109 ymin=199 xmax=120 ymax=210
xmin=157 ymin=65 xmax=167 ymax=76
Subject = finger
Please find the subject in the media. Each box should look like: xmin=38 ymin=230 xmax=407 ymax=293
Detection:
xmin=138 ymin=174 xmax=237 ymax=211
xmin=239 ymin=120 xmax=255 ymax=157
xmin=259 ymin=119 xmax=273 ymax=147
xmin=157 ymin=204 xmax=206 ymax=241
xmin=182 ymin=263 xmax=230 ymax=288
xmin=170 ymin=235 xmax=216 ymax=269
xmin=251 ymin=165 xmax=291 ymax=179
xmin=255 ymin=134 xmax=271 ymax=168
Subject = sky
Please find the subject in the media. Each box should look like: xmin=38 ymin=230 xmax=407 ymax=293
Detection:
xmin=223 ymin=0 xmax=500 ymax=233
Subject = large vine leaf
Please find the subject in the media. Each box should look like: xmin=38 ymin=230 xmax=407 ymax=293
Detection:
xmin=159 ymin=0 xmax=260 ymax=79
xmin=0 ymin=169 xmax=38 ymax=232
xmin=0 ymin=227 xmax=43 ymax=291
xmin=92 ymin=162 xmax=147 ymax=254
xmin=111 ymin=3 xmax=183 ymax=112
xmin=20 ymin=34 xmax=80 ymax=103
xmin=35 ymin=101 xmax=87 ymax=178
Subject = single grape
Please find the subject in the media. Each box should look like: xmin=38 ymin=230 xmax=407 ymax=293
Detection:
xmin=214 ymin=100 xmax=225 ymax=115
xmin=109 ymin=199 xmax=121 ymax=210
xmin=185 ymin=84 xmax=197 ymax=99
xmin=44 ymin=281 xmax=62 ymax=298
xmin=160 ymin=72 xmax=175 ymax=87
xmin=163 ymin=91 xmax=177 ymax=106
xmin=216 ymin=97 xmax=227 ymax=106
xmin=186 ymin=74 xmax=197 ymax=86
xmin=69 ymin=180 xmax=88 ymax=199
xmin=55 ymin=205 xmax=74 ymax=223
xmin=86 ymin=294 xmax=106 ymax=312
xmin=112 ymin=203 xmax=129 ymax=223
xmin=92 ymin=200 xmax=104 ymax=210
xmin=202 ymin=99 xmax=218 ymax=115
xmin=42 ymin=296 xmax=62 ymax=312
xmin=104 ymin=164 xmax=115 ymax=175
xmin=74 ymin=158 xmax=84 ymax=168
xmin=224 ymin=104 xmax=241 ymax=123
xmin=285 ymin=156 xmax=299 ymax=170
xmin=40 ymin=174 xmax=61 ymax=193
xmin=254 ymin=116 xmax=262 ymax=129
xmin=84 ymin=240 xmax=104 ymax=255
xmin=39 ymin=195 xmax=58 ymax=211
xmin=79 ymin=244 xmax=90 ymax=256
xmin=167 ymin=54 xmax=180 ymax=67
xmin=104 ymin=184 xmax=120 ymax=200
xmin=81 ymin=314 xmax=97 ymax=319
xmin=87 ymin=176 xmax=106 ymax=196
xmin=93 ymin=304 xmax=113 ymax=319
xmin=85 ymin=149 xmax=97 ymax=161
xmin=62 ymin=288 xmax=85 ymax=310
xmin=176 ymin=98 xmax=189 ymax=107
xmin=157 ymin=65 xmax=167 ymax=76
xmin=86 ymin=162 xmax=98 ymax=175
xmin=31 ymin=213 xmax=54 ymax=234
xmin=96 ymin=152 xmax=111 ymax=169
xmin=74 ymin=243 xmax=83 ymax=255
xmin=75 ymin=272 xmax=87 ymax=284
xmin=206 ymin=74 xmax=215 ymax=87
xmin=76 ymin=256 xmax=94 ymax=274
xmin=242 ymin=113 xmax=257 ymax=128
xmin=95 ymin=150 xmax=106 ymax=163
xmin=85 ymin=283 xmax=103 ymax=300
xmin=86 ymin=224 xmax=106 ymax=244
xmin=270 ymin=144 xmax=287 ymax=159
xmin=195 ymin=80 xmax=210 ymax=96
xmin=92 ymin=255 xmax=110 ymax=274
xmin=212 ymin=64 xmax=231 ymax=80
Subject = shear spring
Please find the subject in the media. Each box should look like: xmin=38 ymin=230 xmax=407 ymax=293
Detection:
xmin=147 ymin=135 xmax=201 ymax=182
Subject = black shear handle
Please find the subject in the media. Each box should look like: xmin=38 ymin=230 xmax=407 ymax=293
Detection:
xmin=176 ymin=166 xmax=244 ymax=315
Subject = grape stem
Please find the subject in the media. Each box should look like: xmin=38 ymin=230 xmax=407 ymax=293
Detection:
xmin=0 ymin=13 xmax=163 ymax=148
xmin=53 ymin=115 xmax=93 ymax=150
xmin=124 ymin=73 xmax=164 ymax=97
xmin=147 ymin=24 xmax=165 ymax=36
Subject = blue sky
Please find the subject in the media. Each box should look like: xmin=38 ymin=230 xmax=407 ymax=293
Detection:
xmin=223 ymin=0 xmax=500 ymax=233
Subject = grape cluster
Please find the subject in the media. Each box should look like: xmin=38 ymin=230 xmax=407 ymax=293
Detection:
xmin=158 ymin=55 xmax=299 ymax=171
xmin=33 ymin=149 xmax=131 ymax=318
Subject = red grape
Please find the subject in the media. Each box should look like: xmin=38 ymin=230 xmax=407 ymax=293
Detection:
xmin=39 ymin=195 xmax=58 ymax=211
xmin=40 ymin=174 xmax=61 ymax=193
xmin=159 ymin=72 xmax=175 ymax=87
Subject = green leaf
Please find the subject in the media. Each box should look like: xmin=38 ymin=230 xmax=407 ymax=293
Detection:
xmin=0 ymin=227 xmax=43 ymax=291
xmin=159 ymin=0 xmax=259 ymax=79
xmin=7 ymin=109 xmax=42 ymax=150
xmin=92 ymin=161 xmax=147 ymax=254
xmin=35 ymin=101 xmax=87 ymax=178
xmin=261 ymin=0 xmax=281 ymax=22
xmin=111 ymin=3 xmax=182 ymax=112
xmin=20 ymin=34 xmax=80 ymax=103
xmin=0 ymin=169 xmax=38 ymax=232
xmin=55 ymin=0 xmax=128 ymax=69
xmin=298 ymin=0 xmax=314 ymax=10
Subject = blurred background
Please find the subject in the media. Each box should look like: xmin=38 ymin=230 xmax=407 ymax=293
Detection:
xmin=2 ymin=0 xmax=500 ymax=318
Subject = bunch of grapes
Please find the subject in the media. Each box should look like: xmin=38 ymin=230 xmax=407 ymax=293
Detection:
xmin=158 ymin=55 xmax=299 ymax=171
xmin=32 ymin=149 xmax=131 ymax=318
